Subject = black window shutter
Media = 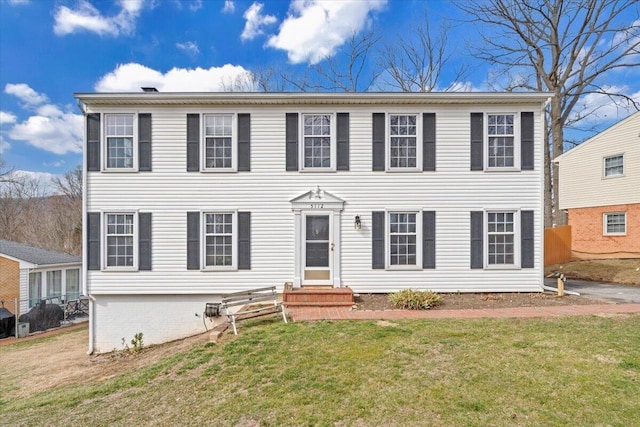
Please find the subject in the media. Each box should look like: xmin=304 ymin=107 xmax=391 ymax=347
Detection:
xmin=521 ymin=112 xmax=534 ymax=170
xmin=186 ymin=114 xmax=200 ymax=172
xmin=521 ymin=210 xmax=534 ymax=268
xmin=423 ymin=113 xmax=436 ymax=171
xmin=423 ymin=211 xmax=436 ymax=269
xmin=470 ymin=113 xmax=484 ymax=171
xmin=372 ymin=113 xmax=385 ymax=171
xmin=87 ymin=113 xmax=101 ymax=172
xmin=372 ymin=211 xmax=385 ymax=269
xmin=470 ymin=211 xmax=484 ymax=269
xmin=87 ymin=212 xmax=101 ymax=270
xmin=138 ymin=113 xmax=152 ymax=171
xmin=138 ymin=212 xmax=152 ymax=270
xmin=238 ymin=212 xmax=251 ymax=270
xmin=285 ymin=113 xmax=298 ymax=171
xmin=238 ymin=113 xmax=251 ymax=171
xmin=187 ymin=212 xmax=200 ymax=270
xmin=337 ymin=113 xmax=350 ymax=171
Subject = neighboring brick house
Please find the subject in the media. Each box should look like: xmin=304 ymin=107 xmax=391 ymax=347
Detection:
xmin=0 ymin=240 xmax=82 ymax=316
xmin=555 ymin=111 xmax=640 ymax=259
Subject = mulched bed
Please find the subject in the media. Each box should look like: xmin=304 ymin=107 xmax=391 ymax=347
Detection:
xmin=354 ymin=292 xmax=605 ymax=311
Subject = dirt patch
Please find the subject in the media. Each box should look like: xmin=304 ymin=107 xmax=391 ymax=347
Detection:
xmin=355 ymin=292 xmax=605 ymax=311
xmin=545 ymin=259 xmax=640 ymax=286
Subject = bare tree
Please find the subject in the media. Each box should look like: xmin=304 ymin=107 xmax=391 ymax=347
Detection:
xmin=0 ymin=156 xmax=14 ymax=184
xmin=281 ymin=29 xmax=382 ymax=92
xmin=459 ymin=0 xmax=640 ymax=226
xmin=377 ymin=13 xmax=468 ymax=92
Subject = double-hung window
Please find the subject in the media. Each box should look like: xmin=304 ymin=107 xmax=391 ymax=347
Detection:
xmin=204 ymin=114 xmax=235 ymax=170
xmin=604 ymin=154 xmax=624 ymax=178
xmin=388 ymin=212 xmax=420 ymax=267
xmin=46 ymin=270 xmax=62 ymax=299
xmin=302 ymin=114 xmax=333 ymax=170
xmin=487 ymin=212 xmax=515 ymax=266
xmin=604 ymin=212 xmax=626 ymax=235
xmin=105 ymin=213 xmax=135 ymax=268
xmin=105 ymin=114 xmax=135 ymax=170
xmin=204 ymin=212 xmax=236 ymax=269
xmin=487 ymin=114 xmax=515 ymax=168
xmin=389 ymin=114 xmax=419 ymax=169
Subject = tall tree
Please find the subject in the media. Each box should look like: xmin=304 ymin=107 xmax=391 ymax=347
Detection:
xmin=459 ymin=0 xmax=640 ymax=226
xmin=378 ymin=13 xmax=468 ymax=92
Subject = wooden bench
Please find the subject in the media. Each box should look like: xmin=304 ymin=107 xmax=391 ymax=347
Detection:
xmin=220 ymin=286 xmax=287 ymax=335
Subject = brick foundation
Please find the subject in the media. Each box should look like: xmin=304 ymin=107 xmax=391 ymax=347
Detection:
xmin=0 ymin=256 xmax=20 ymax=304
xmin=568 ymin=203 xmax=640 ymax=259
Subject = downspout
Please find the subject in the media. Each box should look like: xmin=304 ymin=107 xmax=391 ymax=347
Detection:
xmin=78 ymin=100 xmax=94 ymax=355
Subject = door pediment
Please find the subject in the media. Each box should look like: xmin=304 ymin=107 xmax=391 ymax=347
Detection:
xmin=290 ymin=186 xmax=345 ymax=211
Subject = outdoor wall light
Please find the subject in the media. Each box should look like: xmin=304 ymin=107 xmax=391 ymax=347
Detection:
xmin=354 ymin=215 xmax=362 ymax=230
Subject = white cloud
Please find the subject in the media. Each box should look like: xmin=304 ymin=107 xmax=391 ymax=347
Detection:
xmin=0 ymin=111 xmax=17 ymax=124
xmin=241 ymin=2 xmax=277 ymax=41
xmin=95 ymin=63 xmax=256 ymax=92
xmin=8 ymin=170 xmax=60 ymax=194
xmin=4 ymin=83 xmax=48 ymax=106
xmin=176 ymin=41 xmax=200 ymax=56
xmin=53 ymin=0 xmax=144 ymax=37
xmin=267 ymin=0 xmax=386 ymax=64
xmin=0 ymin=136 xmax=9 ymax=154
xmin=572 ymin=86 xmax=640 ymax=123
xmin=190 ymin=0 xmax=203 ymax=12
xmin=222 ymin=0 xmax=235 ymax=14
xmin=4 ymin=84 xmax=83 ymax=155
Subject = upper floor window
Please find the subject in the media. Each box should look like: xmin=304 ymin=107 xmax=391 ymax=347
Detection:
xmin=389 ymin=114 xmax=418 ymax=169
xmin=302 ymin=114 xmax=334 ymax=170
xmin=105 ymin=114 xmax=135 ymax=169
xmin=604 ymin=212 xmax=626 ymax=235
xmin=105 ymin=213 xmax=135 ymax=268
xmin=604 ymin=154 xmax=624 ymax=178
xmin=487 ymin=114 xmax=515 ymax=168
xmin=204 ymin=114 xmax=235 ymax=170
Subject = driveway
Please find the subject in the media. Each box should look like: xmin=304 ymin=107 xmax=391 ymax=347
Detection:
xmin=544 ymin=278 xmax=640 ymax=304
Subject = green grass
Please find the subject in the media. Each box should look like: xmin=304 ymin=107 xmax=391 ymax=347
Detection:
xmin=2 ymin=315 xmax=640 ymax=426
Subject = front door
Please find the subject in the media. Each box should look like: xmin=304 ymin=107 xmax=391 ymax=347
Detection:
xmin=303 ymin=214 xmax=332 ymax=284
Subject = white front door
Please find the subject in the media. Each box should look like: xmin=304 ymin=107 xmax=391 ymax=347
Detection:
xmin=303 ymin=213 xmax=332 ymax=285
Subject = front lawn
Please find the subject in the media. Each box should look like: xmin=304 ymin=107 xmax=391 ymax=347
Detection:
xmin=2 ymin=315 xmax=640 ymax=426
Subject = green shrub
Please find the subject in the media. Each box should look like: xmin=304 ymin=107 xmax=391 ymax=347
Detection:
xmin=389 ymin=289 xmax=442 ymax=310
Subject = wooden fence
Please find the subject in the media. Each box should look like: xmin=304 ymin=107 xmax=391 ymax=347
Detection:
xmin=544 ymin=225 xmax=572 ymax=266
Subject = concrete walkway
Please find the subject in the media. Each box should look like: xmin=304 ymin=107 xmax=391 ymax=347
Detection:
xmin=287 ymin=303 xmax=640 ymax=322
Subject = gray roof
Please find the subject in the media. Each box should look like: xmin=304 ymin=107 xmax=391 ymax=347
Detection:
xmin=0 ymin=240 xmax=81 ymax=266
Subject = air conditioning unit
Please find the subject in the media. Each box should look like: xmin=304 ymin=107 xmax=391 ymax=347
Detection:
xmin=17 ymin=322 xmax=29 ymax=338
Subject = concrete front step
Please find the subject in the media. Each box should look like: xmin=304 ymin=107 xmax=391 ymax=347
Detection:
xmin=283 ymin=287 xmax=354 ymax=307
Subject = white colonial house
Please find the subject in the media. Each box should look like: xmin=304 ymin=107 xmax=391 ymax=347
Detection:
xmin=76 ymin=91 xmax=551 ymax=353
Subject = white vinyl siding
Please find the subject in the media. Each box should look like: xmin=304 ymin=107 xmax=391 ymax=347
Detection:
xmin=556 ymin=112 xmax=639 ymax=210
xmin=105 ymin=114 xmax=136 ymax=170
xmin=86 ymin=102 xmax=544 ymax=295
xmin=604 ymin=212 xmax=626 ymax=235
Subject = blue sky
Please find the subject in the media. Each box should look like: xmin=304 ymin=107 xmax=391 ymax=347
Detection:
xmin=0 ymin=0 xmax=638 ymax=191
